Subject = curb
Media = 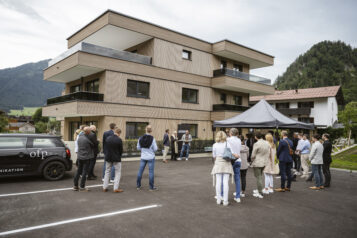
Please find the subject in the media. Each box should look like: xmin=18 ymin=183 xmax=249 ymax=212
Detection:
xmin=330 ymin=168 xmax=357 ymax=173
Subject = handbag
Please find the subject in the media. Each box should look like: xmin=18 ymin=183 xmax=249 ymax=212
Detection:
xmin=285 ymin=139 xmax=294 ymax=155
xmin=223 ymin=142 xmax=235 ymax=161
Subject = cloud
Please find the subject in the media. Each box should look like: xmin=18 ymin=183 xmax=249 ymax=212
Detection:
xmin=0 ymin=0 xmax=356 ymax=83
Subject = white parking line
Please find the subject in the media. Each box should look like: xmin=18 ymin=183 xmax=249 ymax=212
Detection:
xmin=0 ymin=183 xmax=113 ymax=198
xmin=0 ymin=204 xmax=160 ymax=236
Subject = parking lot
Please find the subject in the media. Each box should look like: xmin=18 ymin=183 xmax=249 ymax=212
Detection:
xmin=0 ymin=157 xmax=356 ymax=238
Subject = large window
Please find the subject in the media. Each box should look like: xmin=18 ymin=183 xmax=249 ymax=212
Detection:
xmin=86 ymin=79 xmax=99 ymax=92
xmin=0 ymin=137 xmax=27 ymax=149
xmin=182 ymin=50 xmax=192 ymax=60
xmin=70 ymin=84 xmax=81 ymax=93
xmin=69 ymin=121 xmax=80 ymax=141
xmin=127 ymin=80 xmax=150 ymax=98
xmin=188 ymin=124 xmax=198 ymax=138
xmin=234 ymin=95 xmax=242 ymax=106
xmin=126 ymin=122 xmax=148 ymax=139
xmin=233 ymin=64 xmax=243 ymax=72
xmin=276 ymin=102 xmax=290 ymax=109
xmin=220 ymin=60 xmax=227 ymax=69
xmin=31 ymin=138 xmax=62 ymax=148
xmin=298 ymin=101 xmax=314 ymax=108
xmin=220 ymin=93 xmax=226 ymax=104
xmin=182 ymin=88 xmax=198 ymax=104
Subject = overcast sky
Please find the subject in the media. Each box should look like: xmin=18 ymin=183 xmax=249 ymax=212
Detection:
xmin=1 ymin=0 xmax=356 ymax=82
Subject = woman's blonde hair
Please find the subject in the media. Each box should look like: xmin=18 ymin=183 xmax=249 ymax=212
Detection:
xmin=265 ymin=133 xmax=275 ymax=148
xmin=215 ymin=131 xmax=227 ymax=143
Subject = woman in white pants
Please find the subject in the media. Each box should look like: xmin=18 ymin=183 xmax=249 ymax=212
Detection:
xmin=263 ymin=133 xmax=278 ymax=194
xmin=211 ymin=131 xmax=234 ymax=206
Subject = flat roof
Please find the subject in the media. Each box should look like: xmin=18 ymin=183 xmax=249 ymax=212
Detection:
xmin=67 ymin=9 xmax=274 ymax=58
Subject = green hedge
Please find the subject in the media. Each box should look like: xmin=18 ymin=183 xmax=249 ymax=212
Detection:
xmin=122 ymin=139 xmax=214 ymax=155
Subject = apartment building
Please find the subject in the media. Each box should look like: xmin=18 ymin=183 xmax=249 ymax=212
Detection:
xmin=250 ymin=86 xmax=344 ymax=128
xmin=42 ymin=10 xmax=274 ymax=141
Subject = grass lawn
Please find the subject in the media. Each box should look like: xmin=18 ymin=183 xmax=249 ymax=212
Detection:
xmin=332 ymin=145 xmax=357 ymax=170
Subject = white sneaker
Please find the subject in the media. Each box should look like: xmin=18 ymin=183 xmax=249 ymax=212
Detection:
xmin=275 ymin=176 xmax=281 ymax=179
xmin=214 ymin=195 xmax=223 ymax=200
xmin=234 ymin=198 xmax=241 ymax=203
xmin=216 ymin=198 xmax=222 ymax=205
xmin=253 ymin=189 xmax=259 ymax=194
xmin=110 ymin=179 xmax=114 ymax=183
xmin=223 ymin=201 xmax=229 ymax=206
xmin=177 ymin=158 xmax=182 ymax=161
xmin=268 ymin=188 xmax=274 ymax=193
xmin=233 ymin=192 xmax=236 ymax=196
xmin=185 ymin=158 xmax=188 ymax=161
xmin=240 ymin=192 xmax=245 ymax=198
xmin=253 ymin=193 xmax=263 ymax=199
xmin=102 ymin=178 xmax=104 ymax=182
xmin=262 ymin=189 xmax=270 ymax=195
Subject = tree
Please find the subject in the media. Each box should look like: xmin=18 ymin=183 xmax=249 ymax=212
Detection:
xmin=338 ymin=101 xmax=357 ymax=145
xmin=0 ymin=115 xmax=8 ymax=132
xmin=33 ymin=108 xmax=48 ymax=123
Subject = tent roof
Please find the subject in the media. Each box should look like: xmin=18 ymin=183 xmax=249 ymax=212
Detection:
xmin=213 ymin=99 xmax=314 ymax=129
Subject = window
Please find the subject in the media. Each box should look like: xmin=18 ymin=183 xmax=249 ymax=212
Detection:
xmin=234 ymin=95 xmax=242 ymax=105
xmin=298 ymin=117 xmax=314 ymax=123
xmin=233 ymin=64 xmax=243 ymax=72
xmin=220 ymin=60 xmax=227 ymax=69
xmin=188 ymin=124 xmax=198 ymax=138
xmin=70 ymin=84 xmax=81 ymax=93
xmin=69 ymin=121 xmax=80 ymax=141
xmin=126 ymin=122 xmax=148 ymax=139
xmin=0 ymin=137 xmax=27 ymax=149
xmin=220 ymin=93 xmax=226 ymax=104
xmin=182 ymin=50 xmax=192 ymax=60
xmin=298 ymin=101 xmax=314 ymax=108
xmin=182 ymin=88 xmax=198 ymax=103
xmin=86 ymin=79 xmax=99 ymax=92
xmin=276 ymin=102 xmax=290 ymax=109
xmin=31 ymin=138 xmax=62 ymax=148
xmin=131 ymin=49 xmax=138 ymax=53
xmin=127 ymin=80 xmax=150 ymax=98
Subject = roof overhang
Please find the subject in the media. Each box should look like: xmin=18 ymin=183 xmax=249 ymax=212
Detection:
xmin=213 ymin=40 xmax=274 ymax=69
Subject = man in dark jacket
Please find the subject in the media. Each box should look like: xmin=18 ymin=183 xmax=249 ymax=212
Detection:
xmin=292 ymin=132 xmax=301 ymax=173
xmin=73 ymin=127 xmax=93 ymax=191
xmin=87 ymin=125 xmax=99 ymax=180
xmin=275 ymin=130 xmax=294 ymax=192
xmin=102 ymin=123 xmax=116 ymax=181
xmin=246 ymin=133 xmax=256 ymax=163
xmin=162 ymin=129 xmax=170 ymax=163
xmin=103 ymin=128 xmax=123 ymax=193
xmin=322 ymin=133 xmax=333 ymax=187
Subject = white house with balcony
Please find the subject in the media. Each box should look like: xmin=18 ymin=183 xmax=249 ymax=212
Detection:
xmin=250 ymin=86 xmax=344 ymax=128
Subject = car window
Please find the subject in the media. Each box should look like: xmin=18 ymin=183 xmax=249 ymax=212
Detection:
xmin=0 ymin=137 xmax=27 ymax=149
xmin=32 ymin=138 xmax=59 ymax=148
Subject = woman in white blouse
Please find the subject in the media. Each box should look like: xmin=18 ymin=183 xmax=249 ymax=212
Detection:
xmin=211 ymin=131 xmax=234 ymax=206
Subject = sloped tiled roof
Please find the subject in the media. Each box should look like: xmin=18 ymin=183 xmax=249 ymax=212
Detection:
xmin=250 ymin=86 xmax=341 ymax=102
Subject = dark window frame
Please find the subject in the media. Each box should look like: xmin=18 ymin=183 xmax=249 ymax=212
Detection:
xmin=276 ymin=102 xmax=290 ymax=109
xmin=220 ymin=60 xmax=227 ymax=69
xmin=70 ymin=84 xmax=82 ymax=93
xmin=182 ymin=88 xmax=199 ymax=104
xmin=234 ymin=95 xmax=243 ymax=106
xmin=187 ymin=124 xmax=198 ymax=138
xmin=220 ymin=93 xmax=227 ymax=104
xmin=233 ymin=63 xmax=243 ymax=72
xmin=127 ymin=79 xmax=150 ymax=99
xmin=125 ymin=122 xmax=149 ymax=139
xmin=298 ymin=101 xmax=314 ymax=108
xmin=182 ymin=50 xmax=192 ymax=60
xmin=85 ymin=79 xmax=99 ymax=93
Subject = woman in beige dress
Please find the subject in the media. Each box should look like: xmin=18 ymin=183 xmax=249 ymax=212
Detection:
xmin=263 ymin=133 xmax=278 ymax=194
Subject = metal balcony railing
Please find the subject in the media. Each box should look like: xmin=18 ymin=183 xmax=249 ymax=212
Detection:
xmin=47 ymin=91 xmax=104 ymax=105
xmin=213 ymin=68 xmax=271 ymax=85
xmin=213 ymin=104 xmax=250 ymax=112
xmin=277 ymin=107 xmax=311 ymax=115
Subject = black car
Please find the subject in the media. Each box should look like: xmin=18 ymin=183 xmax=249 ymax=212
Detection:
xmin=0 ymin=134 xmax=72 ymax=180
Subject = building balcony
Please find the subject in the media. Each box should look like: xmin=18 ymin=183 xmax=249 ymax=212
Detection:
xmin=211 ymin=68 xmax=275 ymax=96
xmin=47 ymin=91 xmax=104 ymax=105
xmin=212 ymin=104 xmax=249 ymax=112
xmin=277 ymin=107 xmax=311 ymax=115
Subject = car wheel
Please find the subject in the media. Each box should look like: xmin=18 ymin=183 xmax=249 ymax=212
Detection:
xmin=43 ymin=161 xmax=66 ymax=181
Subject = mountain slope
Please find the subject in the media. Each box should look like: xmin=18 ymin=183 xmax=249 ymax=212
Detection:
xmin=0 ymin=60 xmax=64 ymax=112
xmin=275 ymin=41 xmax=357 ymax=103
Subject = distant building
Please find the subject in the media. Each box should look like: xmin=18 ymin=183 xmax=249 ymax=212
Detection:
xmin=250 ymin=86 xmax=344 ymax=128
xmin=19 ymin=123 xmax=36 ymax=133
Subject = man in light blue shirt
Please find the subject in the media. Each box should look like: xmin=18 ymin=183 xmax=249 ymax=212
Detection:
xmin=296 ymin=134 xmax=311 ymax=178
xmin=136 ymin=125 xmax=158 ymax=191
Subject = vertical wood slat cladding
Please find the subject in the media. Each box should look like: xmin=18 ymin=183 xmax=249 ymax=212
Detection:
xmin=210 ymin=111 xmax=242 ymax=121
xmin=152 ymin=39 xmax=215 ymax=77
xmin=105 ymin=71 xmax=213 ymax=111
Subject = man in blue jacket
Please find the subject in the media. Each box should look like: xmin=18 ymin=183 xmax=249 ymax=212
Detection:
xmin=102 ymin=123 xmax=116 ymax=182
xmin=275 ymin=130 xmax=294 ymax=192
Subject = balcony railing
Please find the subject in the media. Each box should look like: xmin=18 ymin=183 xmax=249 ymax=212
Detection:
xmin=213 ymin=68 xmax=271 ymax=85
xmin=277 ymin=107 xmax=311 ymax=115
xmin=213 ymin=104 xmax=250 ymax=112
xmin=47 ymin=91 xmax=104 ymax=105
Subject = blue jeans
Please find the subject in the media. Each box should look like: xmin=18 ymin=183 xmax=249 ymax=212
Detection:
xmin=180 ymin=144 xmax=190 ymax=158
xmin=312 ymin=164 xmax=323 ymax=187
xmin=233 ymin=161 xmax=241 ymax=198
xmin=137 ymin=159 xmax=155 ymax=189
xmin=102 ymin=161 xmax=115 ymax=180
xmin=279 ymin=161 xmax=292 ymax=189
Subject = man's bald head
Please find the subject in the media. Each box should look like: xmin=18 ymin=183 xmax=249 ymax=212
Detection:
xmin=90 ymin=125 xmax=96 ymax=131
xmin=83 ymin=127 xmax=91 ymax=134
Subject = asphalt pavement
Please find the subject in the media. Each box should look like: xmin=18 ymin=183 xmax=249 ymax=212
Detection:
xmin=0 ymin=157 xmax=356 ymax=238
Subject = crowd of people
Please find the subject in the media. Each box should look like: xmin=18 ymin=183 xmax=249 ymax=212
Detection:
xmin=72 ymin=123 xmax=333 ymax=207
xmin=211 ymin=129 xmax=333 ymax=206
